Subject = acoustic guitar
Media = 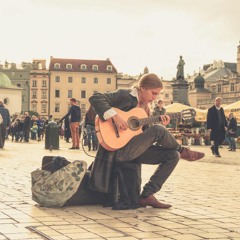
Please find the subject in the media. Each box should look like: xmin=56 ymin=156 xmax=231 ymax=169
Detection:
xmin=95 ymin=107 xmax=196 ymax=151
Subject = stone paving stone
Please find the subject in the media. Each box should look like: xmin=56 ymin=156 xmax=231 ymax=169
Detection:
xmin=104 ymin=238 xmax=138 ymax=240
xmin=143 ymin=238 xmax=172 ymax=240
xmin=4 ymin=232 xmax=44 ymax=240
xmin=0 ymin=224 xmax=19 ymax=234
xmin=128 ymin=231 xmax=164 ymax=238
xmin=170 ymin=234 xmax=204 ymax=240
xmin=96 ymin=231 xmax=126 ymax=238
xmin=0 ymin=219 xmax=17 ymax=224
xmin=195 ymin=232 xmax=231 ymax=239
xmin=57 ymin=227 xmax=89 ymax=234
xmin=64 ymin=232 xmax=100 ymax=239
xmin=1 ymin=141 xmax=240 ymax=240
xmin=170 ymin=228 xmax=207 ymax=235
xmin=50 ymin=236 xmax=71 ymax=240
xmin=113 ymin=227 xmax=143 ymax=233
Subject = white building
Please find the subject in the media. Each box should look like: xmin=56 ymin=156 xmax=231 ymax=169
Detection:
xmin=0 ymin=72 xmax=22 ymax=115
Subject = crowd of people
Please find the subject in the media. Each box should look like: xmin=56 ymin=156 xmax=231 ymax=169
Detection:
xmin=9 ymin=113 xmax=46 ymax=142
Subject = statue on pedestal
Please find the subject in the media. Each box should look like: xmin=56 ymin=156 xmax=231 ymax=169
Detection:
xmin=176 ymin=55 xmax=185 ymax=80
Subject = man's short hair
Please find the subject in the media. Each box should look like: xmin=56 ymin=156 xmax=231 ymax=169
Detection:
xmin=157 ymin=100 xmax=163 ymax=104
xmin=215 ymin=97 xmax=222 ymax=101
xmin=70 ymin=98 xmax=77 ymax=103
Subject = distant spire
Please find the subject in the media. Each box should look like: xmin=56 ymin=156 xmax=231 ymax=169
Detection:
xmin=144 ymin=66 xmax=149 ymax=74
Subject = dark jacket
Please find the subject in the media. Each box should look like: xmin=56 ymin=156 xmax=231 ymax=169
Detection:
xmin=88 ymin=89 xmax=138 ymax=193
xmin=227 ymin=117 xmax=237 ymax=138
xmin=152 ymin=106 xmax=166 ymax=116
xmin=207 ymin=105 xmax=227 ymax=142
xmin=85 ymin=106 xmax=96 ymax=127
xmin=0 ymin=105 xmax=10 ymax=127
xmin=60 ymin=105 xmax=81 ymax=123
xmin=23 ymin=116 xmax=31 ymax=130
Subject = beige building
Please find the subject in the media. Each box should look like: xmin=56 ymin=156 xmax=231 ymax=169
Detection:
xmin=30 ymin=59 xmax=49 ymax=117
xmin=49 ymin=57 xmax=117 ymax=119
xmin=116 ymin=69 xmax=173 ymax=108
xmin=192 ymin=43 xmax=240 ymax=109
xmin=117 ymin=73 xmax=139 ymax=89
xmin=188 ymin=74 xmax=211 ymax=108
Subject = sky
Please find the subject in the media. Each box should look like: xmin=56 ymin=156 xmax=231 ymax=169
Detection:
xmin=1 ymin=0 xmax=240 ymax=79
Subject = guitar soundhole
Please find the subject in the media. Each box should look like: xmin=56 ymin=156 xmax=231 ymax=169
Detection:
xmin=128 ymin=117 xmax=140 ymax=131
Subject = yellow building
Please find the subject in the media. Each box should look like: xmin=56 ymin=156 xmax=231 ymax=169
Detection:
xmin=30 ymin=59 xmax=49 ymax=117
xmin=49 ymin=57 xmax=117 ymax=119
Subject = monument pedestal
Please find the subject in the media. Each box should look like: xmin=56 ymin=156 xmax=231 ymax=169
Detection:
xmin=171 ymin=79 xmax=189 ymax=105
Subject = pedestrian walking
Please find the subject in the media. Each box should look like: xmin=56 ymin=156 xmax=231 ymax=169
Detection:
xmin=0 ymin=100 xmax=10 ymax=148
xmin=23 ymin=112 xmax=31 ymax=142
xmin=85 ymin=106 xmax=98 ymax=151
xmin=207 ymin=97 xmax=227 ymax=157
xmin=59 ymin=98 xmax=81 ymax=149
xmin=227 ymin=112 xmax=237 ymax=151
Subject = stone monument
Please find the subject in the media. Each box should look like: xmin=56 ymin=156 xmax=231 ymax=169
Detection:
xmin=171 ymin=56 xmax=189 ymax=105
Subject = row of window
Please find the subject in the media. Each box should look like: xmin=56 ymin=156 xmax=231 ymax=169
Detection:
xmin=31 ymin=103 xmax=47 ymax=113
xmin=32 ymin=80 xmax=47 ymax=87
xmin=31 ymin=89 xmax=98 ymax=99
xmin=31 ymin=102 xmax=87 ymax=114
xmin=54 ymin=63 xmax=113 ymax=72
xmin=31 ymin=77 xmax=112 ymax=87
xmin=217 ymin=83 xmax=235 ymax=93
xmin=54 ymin=90 xmax=89 ymax=99
xmin=53 ymin=103 xmax=86 ymax=113
xmin=55 ymin=76 xmax=112 ymax=84
xmin=32 ymin=90 xmax=47 ymax=99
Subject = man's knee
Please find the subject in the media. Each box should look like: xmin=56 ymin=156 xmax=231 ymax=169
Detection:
xmin=170 ymin=150 xmax=180 ymax=166
xmin=151 ymin=124 xmax=166 ymax=132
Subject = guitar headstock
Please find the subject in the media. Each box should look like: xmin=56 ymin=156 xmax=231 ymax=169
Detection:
xmin=181 ymin=108 xmax=196 ymax=121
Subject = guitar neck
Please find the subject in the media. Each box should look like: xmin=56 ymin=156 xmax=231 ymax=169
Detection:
xmin=139 ymin=112 xmax=182 ymax=126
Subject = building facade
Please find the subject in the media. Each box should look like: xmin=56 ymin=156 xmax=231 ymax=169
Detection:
xmin=49 ymin=57 xmax=117 ymax=119
xmin=0 ymin=72 xmax=22 ymax=115
xmin=0 ymin=61 xmax=31 ymax=112
xmin=30 ymin=60 xmax=49 ymax=117
xmin=186 ymin=43 xmax=240 ymax=109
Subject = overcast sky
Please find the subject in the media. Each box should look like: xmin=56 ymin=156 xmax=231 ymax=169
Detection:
xmin=1 ymin=0 xmax=239 ymax=79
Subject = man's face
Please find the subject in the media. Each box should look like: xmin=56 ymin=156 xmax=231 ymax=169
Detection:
xmin=215 ymin=98 xmax=222 ymax=107
xmin=158 ymin=101 xmax=163 ymax=107
xmin=141 ymin=88 xmax=162 ymax=104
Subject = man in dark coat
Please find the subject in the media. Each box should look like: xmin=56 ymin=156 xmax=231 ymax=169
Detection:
xmin=207 ymin=97 xmax=227 ymax=157
xmin=59 ymin=98 xmax=81 ymax=149
xmin=88 ymin=73 xmax=204 ymax=209
xmin=227 ymin=112 xmax=237 ymax=151
xmin=152 ymin=99 xmax=166 ymax=116
xmin=0 ymin=100 xmax=10 ymax=148
xmin=23 ymin=112 xmax=31 ymax=142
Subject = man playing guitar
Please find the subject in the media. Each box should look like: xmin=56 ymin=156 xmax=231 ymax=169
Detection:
xmin=89 ymin=73 xmax=205 ymax=208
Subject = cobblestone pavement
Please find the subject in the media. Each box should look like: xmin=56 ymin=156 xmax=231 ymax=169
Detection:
xmin=0 ymin=139 xmax=240 ymax=240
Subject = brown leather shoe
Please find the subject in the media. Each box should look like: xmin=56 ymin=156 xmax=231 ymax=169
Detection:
xmin=180 ymin=147 xmax=205 ymax=161
xmin=138 ymin=195 xmax=172 ymax=208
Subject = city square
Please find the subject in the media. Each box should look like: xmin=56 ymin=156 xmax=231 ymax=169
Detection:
xmin=1 ymin=1 xmax=240 ymax=239
xmin=0 ymin=139 xmax=239 ymax=240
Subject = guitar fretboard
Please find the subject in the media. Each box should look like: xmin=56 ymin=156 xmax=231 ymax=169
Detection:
xmin=139 ymin=112 xmax=182 ymax=126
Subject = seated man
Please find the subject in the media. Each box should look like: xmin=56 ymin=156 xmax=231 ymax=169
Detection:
xmin=88 ymin=73 xmax=205 ymax=208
